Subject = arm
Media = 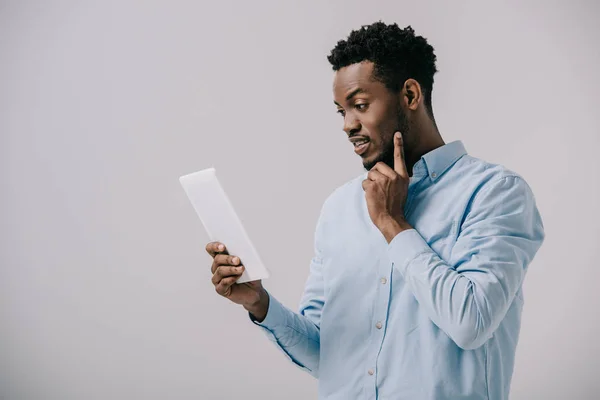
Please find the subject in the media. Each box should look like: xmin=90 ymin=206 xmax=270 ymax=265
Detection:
xmin=387 ymin=175 xmax=545 ymax=350
xmin=248 ymin=203 xmax=328 ymax=377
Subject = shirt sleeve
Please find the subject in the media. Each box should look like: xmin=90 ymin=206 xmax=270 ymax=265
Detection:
xmin=388 ymin=175 xmax=545 ymax=350
xmin=248 ymin=201 xmax=328 ymax=377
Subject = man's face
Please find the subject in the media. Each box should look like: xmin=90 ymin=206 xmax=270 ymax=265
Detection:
xmin=333 ymin=61 xmax=410 ymax=171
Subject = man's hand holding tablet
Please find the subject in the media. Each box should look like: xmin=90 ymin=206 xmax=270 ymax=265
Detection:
xmin=179 ymin=167 xmax=271 ymax=322
xmin=205 ymin=241 xmax=270 ymax=322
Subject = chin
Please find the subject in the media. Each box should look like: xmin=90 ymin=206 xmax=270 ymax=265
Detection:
xmin=363 ymin=146 xmax=394 ymax=171
xmin=363 ymin=154 xmax=382 ymax=171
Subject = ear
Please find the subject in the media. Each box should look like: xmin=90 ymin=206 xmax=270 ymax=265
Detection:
xmin=402 ymin=79 xmax=422 ymax=111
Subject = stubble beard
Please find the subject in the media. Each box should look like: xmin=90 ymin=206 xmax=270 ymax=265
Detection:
xmin=363 ymin=108 xmax=410 ymax=171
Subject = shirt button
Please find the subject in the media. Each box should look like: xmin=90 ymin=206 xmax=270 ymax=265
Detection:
xmin=380 ymin=277 xmax=387 ymax=284
xmin=368 ymin=369 xmax=374 ymax=375
xmin=431 ymin=172 xmax=437 ymax=178
xmin=376 ymin=322 xmax=383 ymax=329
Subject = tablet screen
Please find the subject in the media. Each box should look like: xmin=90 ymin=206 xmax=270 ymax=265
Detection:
xmin=179 ymin=167 xmax=270 ymax=283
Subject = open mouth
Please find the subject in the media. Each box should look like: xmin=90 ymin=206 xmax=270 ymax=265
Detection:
xmin=354 ymin=139 xmax=370 ymax=156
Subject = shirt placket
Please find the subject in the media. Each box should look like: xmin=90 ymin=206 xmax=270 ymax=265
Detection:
xmin=363 ymin=172 xmax=428 ymax=399
xmin=363 ymin=253 xmax=394 ymax=399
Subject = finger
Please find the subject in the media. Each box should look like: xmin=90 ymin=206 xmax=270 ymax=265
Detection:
xmin=211 ymin=254 xmax=240 ymax=273
xmin=205 ymin=242 xmax=229 ymax=258
xmin=362 ymin=179 xmax=376 ymax=192
xmin=215 ymin=275 xmax=241 ymax=296
xmin=362 ymin=179 xmax=374 ymax=191
xmin=212 ymin=265 xmax=245 ymax=285
xmin=394 ymin=132 xmax=409 ymax=179
xmin=369 ymin=162 xmax=395 ymax=180
xmin=214 ymin=254 xmax=240 ymax=266
xmin=367 ymin=168 xmax=388 ymax=184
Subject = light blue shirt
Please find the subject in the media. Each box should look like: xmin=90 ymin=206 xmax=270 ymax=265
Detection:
xmin=251 ymin=141 xmax=545 ymax=400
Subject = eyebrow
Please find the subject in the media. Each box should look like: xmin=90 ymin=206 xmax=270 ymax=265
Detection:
xmin=334 ymin=88 xmax=366 ymax=106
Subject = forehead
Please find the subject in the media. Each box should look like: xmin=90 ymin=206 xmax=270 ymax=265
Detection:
xmin=333 ymin=61 xmax=380 ymax=98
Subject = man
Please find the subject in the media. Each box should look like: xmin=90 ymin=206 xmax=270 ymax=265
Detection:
xmin=206 ymin=22 xmax=544 ymax=400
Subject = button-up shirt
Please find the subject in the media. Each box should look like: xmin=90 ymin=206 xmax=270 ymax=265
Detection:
xmin=251 ymin=141 xmax=545 ymax=400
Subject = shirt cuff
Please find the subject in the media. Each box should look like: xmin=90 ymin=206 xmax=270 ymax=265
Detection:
xmin=248 ymin=291 xmax=287 ymax=340
xmin=387 ymin=228 xmax=431 ymax=276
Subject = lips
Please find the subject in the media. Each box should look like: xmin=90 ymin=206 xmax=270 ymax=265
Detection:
xmin=349 ymin=136 xmax=371 ymax=156
xmin=353 ymin=139 xmax=370 ymax=156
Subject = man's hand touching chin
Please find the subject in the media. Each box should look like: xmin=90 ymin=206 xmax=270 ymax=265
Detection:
xmin=362 ymin=131 xmax=414 ymax=243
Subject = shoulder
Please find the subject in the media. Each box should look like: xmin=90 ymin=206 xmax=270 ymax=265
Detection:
xmin=453 ymin=155 xmax=538 ymax=210
xmin=455 ymin=155 xmax=534 ymax=194
xmin=454 ymin=156 xmax=544 ymax=245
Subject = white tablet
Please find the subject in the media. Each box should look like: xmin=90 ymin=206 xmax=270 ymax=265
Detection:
xmin=179 ymin=167 xmax=270 ymax=283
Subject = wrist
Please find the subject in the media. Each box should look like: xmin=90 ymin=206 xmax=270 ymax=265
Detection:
xmin=379 ymin=215 xmax=412 ymax=243
xmin=244 ymin=288 xmax=269 ymax=322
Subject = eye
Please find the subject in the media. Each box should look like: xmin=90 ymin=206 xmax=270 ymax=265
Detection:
xmin=355 ymin=103 xmax=368 ymax=111
xmin=337 ymin=109 xmax=346 ymax=117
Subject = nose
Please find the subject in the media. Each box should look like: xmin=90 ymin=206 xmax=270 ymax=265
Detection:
xmin=343 ymin=113 xmax=361 ymax=136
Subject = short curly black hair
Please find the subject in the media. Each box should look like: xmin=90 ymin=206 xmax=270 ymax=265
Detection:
xmin=328 ymin=22 xmax=438 ymax=117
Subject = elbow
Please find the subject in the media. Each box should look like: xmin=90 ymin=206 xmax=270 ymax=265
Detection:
xmin=448 ymin=288 xmax=499 ymax=350
xmin=452 ymin=331 xmax=489 ymax=350
xmin=449 ymin=311 xmax=494 ymax=350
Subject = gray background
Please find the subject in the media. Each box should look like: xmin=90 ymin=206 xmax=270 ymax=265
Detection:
xmin=1 ymin=0 xmax=599 ymax=399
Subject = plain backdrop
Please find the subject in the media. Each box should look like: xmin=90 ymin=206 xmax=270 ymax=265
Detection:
xmin=1 ymin=0 xmax=599 ymax=399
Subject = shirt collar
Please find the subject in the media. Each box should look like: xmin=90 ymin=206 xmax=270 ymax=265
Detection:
xmin=417 ymin=140 xmax=467 ymax=182
xmin=361 ymin=140 xmax=467 ymax=182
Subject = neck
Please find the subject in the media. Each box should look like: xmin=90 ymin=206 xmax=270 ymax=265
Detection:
xmin=406 ymin=119 xmax=445 ymax=176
